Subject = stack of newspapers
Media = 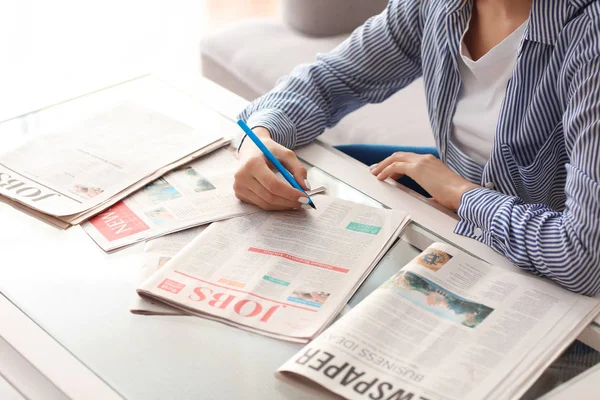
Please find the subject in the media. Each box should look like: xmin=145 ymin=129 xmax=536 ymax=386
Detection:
xmin=0 ymin=103 xmax=230 ymax=229
xmin=134 ymin=217 xmax=600 ymax=399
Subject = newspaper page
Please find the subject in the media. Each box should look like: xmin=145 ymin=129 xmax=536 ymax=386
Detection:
xmin=81 ymin=148 xmax=255 ymax=252
xmin=137 ymin=195 xmax=409 ymax=342
xmin=131 ymin=226 xmax=206 ymax=315
xmin=0 ymin=103 xmax=224 ymax=217
xmin=278 ymin=243 xmax=600 ymax=400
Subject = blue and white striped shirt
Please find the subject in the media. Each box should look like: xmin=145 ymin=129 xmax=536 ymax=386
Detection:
xmin=239 ymin=0 xmax=600 ymax=295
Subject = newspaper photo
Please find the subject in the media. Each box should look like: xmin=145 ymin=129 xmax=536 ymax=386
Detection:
xmin=136 ymin=195 xmax=409 ymax=342
xmin=82 ymin=149 xmax=255 ymax=252
xmin=0 ymin=102 xmax=229 ymax=225
xmin=278 ymin=243 xmax=600 ymax=400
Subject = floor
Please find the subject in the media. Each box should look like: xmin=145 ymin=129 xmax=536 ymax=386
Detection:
xmin=0 ymin=0 xmax=279 ymax=122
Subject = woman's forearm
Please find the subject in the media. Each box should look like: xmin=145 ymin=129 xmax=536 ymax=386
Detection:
xmin=238 ymin=0 xmax=424 ymax=149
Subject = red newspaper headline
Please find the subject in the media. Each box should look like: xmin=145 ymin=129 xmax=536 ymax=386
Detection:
xmin=89 ymin=202 xmax=149 ymax=241
xmin=172 ymin=271 xmax=318 ymax=313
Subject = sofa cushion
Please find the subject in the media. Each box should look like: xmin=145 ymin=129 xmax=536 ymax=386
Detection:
xmin=200 ymin=19 xmax=434 ymax=147
xmin=201 ymin=20 xmax=346 ymax=96
xmin=281 ymin=0 xmax=388 ymax=37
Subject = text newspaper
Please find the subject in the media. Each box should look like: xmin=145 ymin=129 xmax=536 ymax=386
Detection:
xmin=137 ymin=196 xmax=410 ymax=342
xmin=278 ymin=243 xmax=600 ymax=400
xmin=131 ymin=226 xmax=206 ymax=315
xmin=82 ymin=149 xmax=253 ymax=252
xmin=0 ymin=103 xmax=230 ymax=227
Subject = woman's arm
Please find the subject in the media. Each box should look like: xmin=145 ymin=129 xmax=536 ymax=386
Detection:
xmin=238 ymin=0 xmax=424 ymax=149
xmin=455 ymin=54 xmax=600 ymax=295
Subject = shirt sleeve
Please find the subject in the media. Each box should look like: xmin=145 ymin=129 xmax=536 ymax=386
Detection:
xmin=238 ymin=0 xmax=424 ymax=149
xmin=454 ymin=54 xmax=600 ymax=296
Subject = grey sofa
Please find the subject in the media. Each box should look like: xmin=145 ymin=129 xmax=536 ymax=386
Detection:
xmin=200 ymin=0 xmax=433 ymax=147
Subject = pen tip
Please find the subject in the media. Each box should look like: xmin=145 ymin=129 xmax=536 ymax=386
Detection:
xmin=310 ymin=202 xmax=317 ymax=210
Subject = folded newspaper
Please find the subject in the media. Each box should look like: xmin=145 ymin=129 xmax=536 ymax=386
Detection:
xmin=136 ymin=195 xmax=410 ymax=342
xmin=82 ymin=148 xmax=254 ymax=252
xmin=277 ymin=243 xmax=600 ymax=400
xmin=0 ymin=102 xmax=231 ymax=228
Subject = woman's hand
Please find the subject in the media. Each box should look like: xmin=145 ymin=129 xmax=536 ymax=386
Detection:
xmin=234 ymin=127 xmax=310 ymax=210
xmin=370 ymin=152 xmax=479 ymax=211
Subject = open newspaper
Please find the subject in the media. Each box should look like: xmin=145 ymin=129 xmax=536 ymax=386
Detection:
xmin=81 ymin=148 xmax=252 ymax=252
xmin=0 ymin=103 xmax=231 ymax=228
xmin=137 ymin=195 xmax=410 ymax=341
xmin=278 ymin=243 xmax=600 ymax=400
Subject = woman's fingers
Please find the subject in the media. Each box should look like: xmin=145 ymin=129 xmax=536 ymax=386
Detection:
xmin=253 ymin=163 xmax=307 ymax=205
xmin=371 ymin=152 xmax=426 ymax=178
xmin=272 ymin=146 xmax=310 ymax=190
xmin=234 ymin=155 xmax=307 ymax=210
xmin=248 ymin=177 xmax=302 ymax=209
xmin=370 ymin=152 xmax=411 ymax=176
xmin=370 ymin=157 xmax=395 ymax=176
xmin=385 ymin=172 xmax=403 ymax=181
xmin=377 ymin=161 xmax=409 ymax=181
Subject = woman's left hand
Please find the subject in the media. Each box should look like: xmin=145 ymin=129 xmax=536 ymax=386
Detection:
xmin=370 ymin=152 xmax=480 ymax=211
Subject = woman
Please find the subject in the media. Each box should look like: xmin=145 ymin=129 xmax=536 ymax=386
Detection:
xmin=234 ymin=0 xmax=600 ymax=295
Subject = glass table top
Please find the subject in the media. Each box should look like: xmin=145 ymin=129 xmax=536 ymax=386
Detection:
xmin=0 ymin=75 xmax=597 ymax=399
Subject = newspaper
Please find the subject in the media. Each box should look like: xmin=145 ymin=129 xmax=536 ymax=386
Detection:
xmin=81 ymin=148 xmax=255 ymax=252
xmin=131 ymin=226 xmax=207 ymax=315
xmin=278 ymin=243 xmax=600 ymax=400
xmin=136 ymin=195 xmax=410 ymax=341
xmin=0 ymin=102 xmax=230 ymax=227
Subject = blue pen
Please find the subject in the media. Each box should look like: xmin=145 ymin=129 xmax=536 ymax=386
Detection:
xmin=237 ymin=120 xmax=316 ymax=209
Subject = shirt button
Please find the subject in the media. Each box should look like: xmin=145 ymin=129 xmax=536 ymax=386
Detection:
xmin=485 ymin=182 xmax=495 ymax=189
xmin=473 ymin=227 xmax=483 ymax=237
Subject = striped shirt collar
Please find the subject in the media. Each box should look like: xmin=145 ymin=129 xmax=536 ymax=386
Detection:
xmin=446 ymin=0 xmax=593 ymax=46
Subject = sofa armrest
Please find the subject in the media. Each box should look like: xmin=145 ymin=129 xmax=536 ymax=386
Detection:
xmin=281 ymin=0 xmax=387 ymax=37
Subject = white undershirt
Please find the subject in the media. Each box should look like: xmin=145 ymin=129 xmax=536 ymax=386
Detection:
xmin=451 ymin=21 xmax=527 ymax=165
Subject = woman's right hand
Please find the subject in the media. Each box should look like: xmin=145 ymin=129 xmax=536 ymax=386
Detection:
xmin=234 ymin=127 xmax=311 ymax=210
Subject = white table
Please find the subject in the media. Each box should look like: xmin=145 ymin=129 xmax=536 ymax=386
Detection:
xmin=0 ymin=74 xmax=598 ymax=399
